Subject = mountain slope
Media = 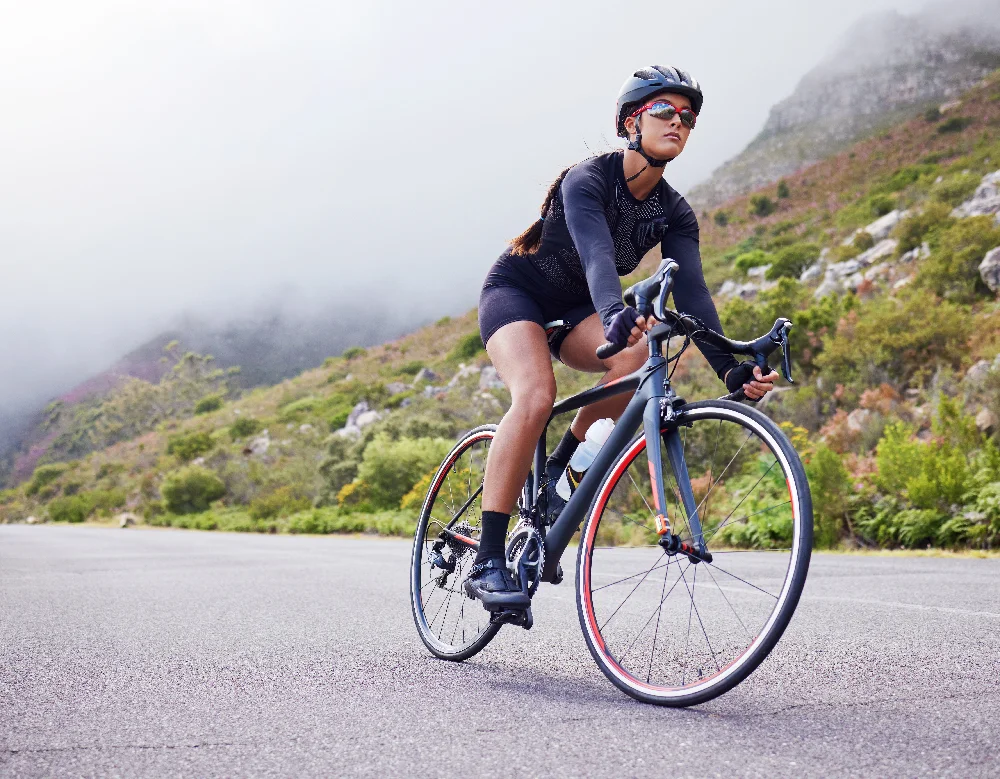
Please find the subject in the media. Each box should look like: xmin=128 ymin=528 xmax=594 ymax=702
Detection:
xmin=3 ymin=72 xmax=1000 ymax=554
xmin=688 ymin=4 xmax=1000 ymax=209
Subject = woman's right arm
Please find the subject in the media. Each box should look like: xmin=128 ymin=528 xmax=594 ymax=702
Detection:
xmin=560 ymin=164 xmax=627 ymax=330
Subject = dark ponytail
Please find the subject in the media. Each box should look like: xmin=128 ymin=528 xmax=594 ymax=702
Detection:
xmin=509 ymin=165 xmax=573 ymax=256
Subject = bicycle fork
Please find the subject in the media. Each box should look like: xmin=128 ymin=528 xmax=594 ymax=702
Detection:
xmin=643 ymin=397 xmax=713 ymax=564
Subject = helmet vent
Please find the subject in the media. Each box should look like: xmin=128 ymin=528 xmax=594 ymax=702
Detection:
xmin=634 ymin=68 xmax=660 ymax=80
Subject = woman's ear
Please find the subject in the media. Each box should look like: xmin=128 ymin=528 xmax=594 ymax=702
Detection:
xmin=623 ymin=115 xmax=637 ymax=138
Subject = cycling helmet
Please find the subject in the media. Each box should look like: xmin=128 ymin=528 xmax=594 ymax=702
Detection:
xmin=615 ymin=65 xmax=703 ymax=138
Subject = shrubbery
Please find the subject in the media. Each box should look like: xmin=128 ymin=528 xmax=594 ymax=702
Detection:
xmin=916 ymin=216 xmax=1000 ymax=302
xmin=449 ymin=332 xmax=485 ymax=361
xmin=166 ymin=431 xmax=214 ymax=462
xmin=229 ymin=417 xmax=262 ymax=439
xmin=161 ymin=466 xmax=226 ymax=514
xmin=194 ymin=394 xmax=224 ymax=415
xmin=749 ymin=194 xmax=776 ymax=218
xmin=26 ymin=464 xmax=68 ymax=496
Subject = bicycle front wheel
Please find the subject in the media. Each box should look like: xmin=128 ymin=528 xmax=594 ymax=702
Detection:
xmin=576 ymin=400 xmax=812 ymax=707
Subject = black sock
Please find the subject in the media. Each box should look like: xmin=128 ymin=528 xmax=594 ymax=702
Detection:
xmin=475 ymin=510 xmax=511 ymax=564
xmin=546 ymin=426 xmax=581 ymax=474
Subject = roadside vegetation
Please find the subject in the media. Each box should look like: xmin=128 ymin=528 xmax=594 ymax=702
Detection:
xmin=4 ymin=71 xmax=1000 ymax=552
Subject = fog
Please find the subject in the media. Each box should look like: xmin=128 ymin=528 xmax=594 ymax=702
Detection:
xmin=0 ymin=0 xmax=942 ymax=425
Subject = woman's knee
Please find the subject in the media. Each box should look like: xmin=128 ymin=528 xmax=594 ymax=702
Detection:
xmin=510 ymin=380 xmax=556 ymax=426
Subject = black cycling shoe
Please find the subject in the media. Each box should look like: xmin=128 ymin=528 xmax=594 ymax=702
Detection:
xmin=464 ymin=558 xmax=530 ymax=611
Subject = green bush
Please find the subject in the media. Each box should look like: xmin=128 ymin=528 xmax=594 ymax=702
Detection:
xmin=929 ymin=172 xmax=980 ymax=207
xmin=81 ymin=488 xmax=127 ymax=516
xmin=248 ymin=486 xmax=310 ymax=520
xmin=868 ymin=194 xmax=896 ymax=217
xmin=892 ymin=201 xmax=954 ymax=254
xmin=194 ymin=394 xmax=224 ymax=415
xmin=229 ymin=417 xmax=262 ymax=439
xmin=805 ymin=443 xmax=852 ymax=548
xmin=161 ymin=466 xmax=226 ymax=514
xmin=341 ymin=346 xmax=367 ymax=360
xmin=48 ymin=495 xmax=90 ymax=523
xmin=713 ymin=211 xmax=730 ymax=227
xmin=352 ymin=433 xmax=452 ymax=509
xmin=734 ymin=249 xmax=772 ymax=274
xmin=916 ymin=216 xmax=1000 ymax=302
xmin=852 ymin=231 xmax=875 ymax=252
xmin=924 ymin=106 xmax=941 ymax=122
xmin=776 ymin=180 xmax=790 ymax=199
xmin=815 ymin=290 xmax=970 ymax=389
xmin=327 ymin=404 xmax=352 ymax=431
xmin=876 ymin=163 xmax=939 ymax=193
xmin=25 ymin=463 xmax=68 ymax=496
xmin=449 ymin=332 xmax=485 ymax=361
xmin=749 ymin=194 xmax=776 ymax=218
xmin=937 ymin=116 xmax=973 ymax=134
xmin=765 ymin=243 xmax=820 ymax=280
xmin=279 ymin=396 xmax=320 ymax=420
xmin=398 ymin=361 xmax=424 ymax=376
xmin=166 ymin=431 xmax=214 ymax=462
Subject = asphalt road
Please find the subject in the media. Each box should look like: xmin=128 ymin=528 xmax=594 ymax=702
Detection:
xmin=2 ymin=526 xmax=999 ymax=778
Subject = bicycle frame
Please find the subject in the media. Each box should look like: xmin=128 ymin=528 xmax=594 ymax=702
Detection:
xmin=536 ymin=325 xmax=708 ymax=583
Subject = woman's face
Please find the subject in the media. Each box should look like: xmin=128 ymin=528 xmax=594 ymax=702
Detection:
xmin=623 ymin=91 xmax=693 ymax=161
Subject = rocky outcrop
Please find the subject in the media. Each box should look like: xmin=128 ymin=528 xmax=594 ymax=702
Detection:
xmin=952 ymin=170 xmax=1000 ymax=219
xmin=334 ymin=401 xmax=384 ymax=439
xmin=980 ymin=246 xmax=1000 ymax=294
xmin=689 ymin=9 xmax=1000 ymax=208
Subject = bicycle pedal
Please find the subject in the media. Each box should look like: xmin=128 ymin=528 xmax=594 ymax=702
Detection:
xmin=489 ymin=606 xmax=533 ymax=630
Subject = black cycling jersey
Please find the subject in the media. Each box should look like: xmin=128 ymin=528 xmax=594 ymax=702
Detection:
xmin=481 ymin=150 xmax=738 ymax=380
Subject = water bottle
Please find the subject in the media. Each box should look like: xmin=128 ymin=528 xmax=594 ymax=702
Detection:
xmin=556 ymin=418 xmax=615 ymax=500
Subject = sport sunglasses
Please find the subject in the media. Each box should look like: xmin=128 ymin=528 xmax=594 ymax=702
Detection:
xmin=630 ymin=100 xmax=697 ymax=129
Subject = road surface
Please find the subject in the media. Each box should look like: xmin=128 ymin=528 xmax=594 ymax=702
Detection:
xmin=2 ymin=526 xmax=999 ymax=777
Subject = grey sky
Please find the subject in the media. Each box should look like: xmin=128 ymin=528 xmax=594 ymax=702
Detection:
xmin=0 ymin=0 xmax=936 ymax=418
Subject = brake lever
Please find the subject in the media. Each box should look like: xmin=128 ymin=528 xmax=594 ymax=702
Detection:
xmin=780 ymin=328 xmax=795 ymax=384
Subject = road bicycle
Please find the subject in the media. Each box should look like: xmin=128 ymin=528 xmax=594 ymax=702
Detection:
xmin=409 ymin=259 xmax=813 ymax=707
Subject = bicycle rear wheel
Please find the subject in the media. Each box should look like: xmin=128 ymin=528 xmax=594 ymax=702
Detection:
xmin=576 ymin=400 xmax=812 ymax=706
xmin=410 ymin=425 xmax=502 ymax=661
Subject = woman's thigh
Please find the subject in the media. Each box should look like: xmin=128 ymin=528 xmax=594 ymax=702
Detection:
xmin=485 ymin=320 xmax=556 ymax=404
xmin=557 ymin=313 xmax=647 ymax=374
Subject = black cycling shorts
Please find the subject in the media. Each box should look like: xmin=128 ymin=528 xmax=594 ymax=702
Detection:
xmin=478 ymin=259 xmax=597 ymax=361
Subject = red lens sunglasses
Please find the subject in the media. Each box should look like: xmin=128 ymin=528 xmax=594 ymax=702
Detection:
xmin=630 ymin=100 xmax=697 ymax=129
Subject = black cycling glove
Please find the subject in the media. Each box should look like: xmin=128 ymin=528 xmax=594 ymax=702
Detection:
xmin=725 ymin=361 xmax=761 ymax=402
xmin=604 ymin=306 xmax=640 ymax=348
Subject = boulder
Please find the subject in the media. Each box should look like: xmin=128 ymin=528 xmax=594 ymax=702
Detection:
xmin=898 ymin=242 xmax=930 ymax=264
xmin=116 ymin=512 xmax=138 ymax=528
xmin=978 ymin=246 xmax=1000 ymax=294
xmin=299 ymin=424 xmax=314 ymax=434
xmin=354 ymin=410 xmax=381 ymax=427
xmin=864 ymin=210 xmax=907 ymax=242
xmin=800 ymin=260 xmax=825 ymax=283
xmin=245 ymin=430 xmax=270 ymax=455
xmin=413 ymin=367 xmax=440 ymax=384
xmin=965 ymin=359 xmax=993 ymax=386
xmin=25 ymin=516 xmax=38 ymax=525
xmin=479 ymin=366 xmax=506 ymax=391
xmin=747 ymin=264 xmax=771 ymax=280
xmin=385 ymin=382 xmax=408 ymax=395
xmin=447 ymin=363 xmax=480 ymax=388
xmin=813 ymin=277 xmax=843 ymax=299
xmin=952 ymin=170 xmax=1000 ymax=219
xmin=855 ymin=238 xmax=898 ymax=267
xmin=846 ymin=408 xmax=872 ymax=433
xmin=976 ymin=408 xmax=998 ymax=433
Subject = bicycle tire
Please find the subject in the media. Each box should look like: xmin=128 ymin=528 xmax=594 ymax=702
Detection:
xmin=410 ymin=425 xmax=503 ymax=661
xmin=576 ymin=399 xmax=812 ymax=706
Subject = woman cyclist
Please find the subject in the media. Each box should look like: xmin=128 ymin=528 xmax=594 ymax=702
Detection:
xmin=466 ymin=65 xmax=778 ymax=610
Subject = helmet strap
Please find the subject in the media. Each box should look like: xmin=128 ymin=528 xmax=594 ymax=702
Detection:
xmin=626 ymin=117 xmax=670 ymax=168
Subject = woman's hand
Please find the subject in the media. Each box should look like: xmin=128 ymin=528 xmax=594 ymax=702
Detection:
xmin=725 ymin=362 xmax=779 ymax=402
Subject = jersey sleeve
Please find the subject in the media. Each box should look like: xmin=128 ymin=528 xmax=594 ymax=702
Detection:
xmin=661 ymin=202 xmax=740 ymax=381
xmin=560 ymin=162 xmax=625 ymax=328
